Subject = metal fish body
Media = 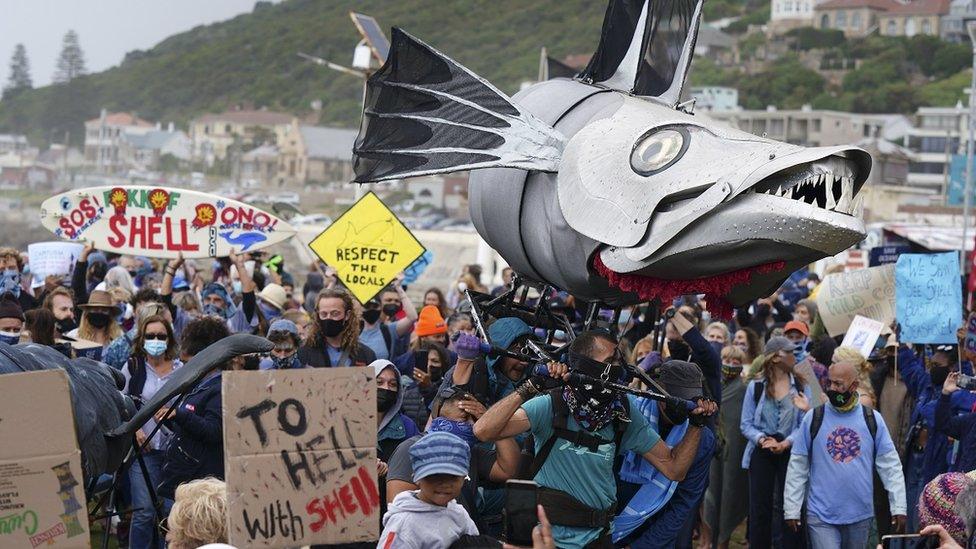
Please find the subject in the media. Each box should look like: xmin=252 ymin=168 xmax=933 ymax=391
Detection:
xmin=353 ymin=0 xmax=870 ymax=309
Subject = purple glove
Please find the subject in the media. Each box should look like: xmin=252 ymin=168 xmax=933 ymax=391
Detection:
xmin=454 ymin=333 xmax=483 ymax=360
xmin=639 ymin=351 xmax=663 ymax=372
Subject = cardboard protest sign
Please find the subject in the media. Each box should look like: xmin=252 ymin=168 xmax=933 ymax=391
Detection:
xmin=27 ymin=242 xmax=84 ymax=288
xmin=0 ymin=370 xmax=89 ymax=548
xmin=965 ymin=312 xmax=976 ymax=354
xmin=39 ymin=186 xmax=295 ymax=259
xmin=309 ymin=192 xmax=425 ymax=303
xmin=223 ymin=368 xmax=378 ymax=548
xmin=896 ymin=252 xmax=962 ymax=344
xmin=816 ymin=264 xmax=896 ymax=337
xmin=841 ymin=315 xmax=885 ymax=358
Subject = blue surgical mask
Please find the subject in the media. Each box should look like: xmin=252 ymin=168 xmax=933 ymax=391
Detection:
xmin=0 ymin=269 xmax=21 ymax=298
xmin=793 ymin=338 xmax=809 ymax=363
xmin=0 ymin=331 xmax=20 ymax=345
xmin=429 ymin=417 xmax=477 ymax=446
xmin=260 ymin=301 xmax=281 ymax=320
xmin=143 ymin=339 xmax=167 ymax=357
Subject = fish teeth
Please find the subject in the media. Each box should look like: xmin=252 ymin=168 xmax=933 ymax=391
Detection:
xmin=852 ymin=194 xmax=864 ymax=217
xmin=836 ymin=177 xmax=852 ymax=212
xmin=825 ymin=177 xmax=836 ymax=210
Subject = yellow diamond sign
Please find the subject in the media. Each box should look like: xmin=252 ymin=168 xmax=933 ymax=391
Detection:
xmin=309 ymin=191 xmax=426 ymax=303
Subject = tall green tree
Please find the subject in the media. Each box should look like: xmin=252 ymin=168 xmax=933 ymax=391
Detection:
xmin=3 ymin=44 xmax=32 ymax=99
xmin=53 ymin=30 xmax=86 ymax=84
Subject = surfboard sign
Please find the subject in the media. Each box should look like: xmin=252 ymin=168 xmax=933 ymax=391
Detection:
xmin=39 ymin=186 xmax=296 ymax=259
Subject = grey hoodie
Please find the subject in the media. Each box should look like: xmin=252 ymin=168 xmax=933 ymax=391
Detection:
xmin=378 ymin=490 xmax=478 ymax=549
xmin=372 ymin=359 xmax=406 ymax=434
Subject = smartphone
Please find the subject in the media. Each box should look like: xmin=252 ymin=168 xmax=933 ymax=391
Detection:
xmin=504 ymin=480 xmax=538 ymax=546
xmin=881 ymin=534 xmax=936 ymax=549
xmin=959 ymin=373 xmax=976 ymax=391
xmin=414 ymin=350 xmax=430 ymax=372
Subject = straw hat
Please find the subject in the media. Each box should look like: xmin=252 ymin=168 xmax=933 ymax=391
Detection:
xmin=79 ymin=290 xmax=116 ymax=310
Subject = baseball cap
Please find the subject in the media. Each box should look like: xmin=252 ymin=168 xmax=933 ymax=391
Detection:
xmin=783 ymin=320 xmax=809 ymax=336
xmin=764 ymin=336 xmax=796 ymax=355
xmin=410 ymin=432 xmax=470 ymax=482
xmin=656 ymin=360 xmax=704 ymax=400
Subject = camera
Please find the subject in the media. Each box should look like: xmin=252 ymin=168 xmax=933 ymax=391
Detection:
xmin=958 ymin=373 xmax=976 ymax=391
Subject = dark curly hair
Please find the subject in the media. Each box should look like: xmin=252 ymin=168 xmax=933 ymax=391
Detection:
xmin=180 ymin=316 xmax=230 ymax=359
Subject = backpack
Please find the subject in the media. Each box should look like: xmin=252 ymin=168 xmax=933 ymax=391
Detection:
xmin=528 ymin=388 xmax=631 ymax=478
xmin=809 ymin=404 xmax=878 ymax=464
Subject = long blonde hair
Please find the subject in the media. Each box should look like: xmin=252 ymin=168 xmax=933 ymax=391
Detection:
xmin=305 ymin=288 xmax=360 ymax=352
xmin=77 ymin=308 xmax=123 ymax=343
xmin=758 ymin=351 xmax=805 ymax=397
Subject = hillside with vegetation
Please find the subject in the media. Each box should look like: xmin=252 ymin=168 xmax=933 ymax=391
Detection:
xmin=0 ymin=0 xmax=971 ymax=147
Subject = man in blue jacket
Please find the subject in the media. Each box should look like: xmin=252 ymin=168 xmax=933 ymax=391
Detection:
xmin=156 ymin=316 xmax=230 ymax=500
xmin=936 ymin=371 xmax=976 ymax=473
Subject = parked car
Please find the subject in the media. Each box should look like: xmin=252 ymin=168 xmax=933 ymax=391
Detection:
xmin=271 ymin=192 xmax=300 ymax=206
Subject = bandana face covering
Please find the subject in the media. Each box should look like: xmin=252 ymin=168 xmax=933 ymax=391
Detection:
xmin=721 ymin=363 xmax=742 ymax=381
xmin=0 ymin=269 xmax=20 ymax=298
xmin=564 ymin=385 xmax=622 ymax=432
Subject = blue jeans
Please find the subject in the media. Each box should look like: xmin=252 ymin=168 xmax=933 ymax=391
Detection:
xmin=807 ymin=514 xmax=872 ymax=549
xmin=128 ymin=451 xmax=165 ymax=549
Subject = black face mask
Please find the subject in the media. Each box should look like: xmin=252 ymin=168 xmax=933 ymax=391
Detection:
xmin=362 ymin=309 xmax=382 ymax=325
xmin=667 ymin=340 xmax=691 ymax=362
xmin=382 ymin=304 xmax=401 ymax=317
xmin=756 ymin=303 xmax=771 ymax=316
xmin=826 ymin=386 xmax=857 ymax=410
xmin=127 ymin=270 xmax=139 ymax=279
xmin=319 ymin=318 xmax=346 ymax=338
xmin=87 ymin=312 xmax=111 ymax=329
xmin=56 ymin=317 xmax=77 ymax=334
xmin=377 ymin=388 xmax=397 ymax=413
xmin=930 ymin=365 xmax=950 ymax=387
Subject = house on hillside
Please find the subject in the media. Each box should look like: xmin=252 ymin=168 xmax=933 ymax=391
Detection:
xmin=84 ymin=111 xmax=154 ymax=173
xmin=240 ymin=144 xmax=280 ymax=186
xmin=709 ymin=106 xmax=910 ymax=147
xmin=941 ymin=0 xmax=976 ymax=41
xmin=770 ymin=0 xmax=831 ymax=32
xmin=188 ymin=108 xmax=296 ymax=167
xmin=0 ymin=134 xmax=29 ymax=155
xmin=35 ymin=145 xmax=84 ymax=173
xmin=120 ymin=125 xmax=192 ymax=170
xmin=695 ymin=25 xmax=737 ymax=65
xmin=298 ymin=126 xmax=358 ymax=185
xmin=690 ymin=86 xmax=740 ymax=112
xmin=0 ymin=134 xmax=37 ymax=168
xmin=814 ymin=0 xmax=949 ymax=36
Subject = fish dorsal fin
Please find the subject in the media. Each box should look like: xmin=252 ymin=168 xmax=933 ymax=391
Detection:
xmin=353 ymin=28 xmax=566 ymax=183
xmin=580 ymin=0 xmax=702 ymax=107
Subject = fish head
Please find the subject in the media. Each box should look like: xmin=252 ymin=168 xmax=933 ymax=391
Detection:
xmin=555 ymin=95 xmax=870 ymax=306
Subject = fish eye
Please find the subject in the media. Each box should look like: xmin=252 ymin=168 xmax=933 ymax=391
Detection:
xmin=630 ymin=127 xmax=689 ymax=175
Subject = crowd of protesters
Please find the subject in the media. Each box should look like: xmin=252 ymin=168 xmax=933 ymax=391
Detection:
xmin=1 ymin=242 xmax=976 ymax=549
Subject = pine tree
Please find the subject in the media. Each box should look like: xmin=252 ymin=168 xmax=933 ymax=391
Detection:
xmin=3 ymin=44 xmax=32 ymax=99
xmin=53 ymin=30 xmax=86 ymax=84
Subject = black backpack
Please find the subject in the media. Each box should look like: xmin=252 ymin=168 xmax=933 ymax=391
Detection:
xmin=808 ymin=404 xmax=878 ymax=464
xmin=528 ymin=388 xmax=631 ymax=478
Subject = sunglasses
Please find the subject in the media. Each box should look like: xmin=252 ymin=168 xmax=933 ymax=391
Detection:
xmin=144 ymin=333 xmax=168 ymax=341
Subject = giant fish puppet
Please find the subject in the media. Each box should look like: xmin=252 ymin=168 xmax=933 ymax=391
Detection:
xmin=351 ymin=0 xmax=870 ymax=315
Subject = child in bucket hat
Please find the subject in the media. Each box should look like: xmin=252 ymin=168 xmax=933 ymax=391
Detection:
xmin=378 ymin=432 xmax=478 ymax=548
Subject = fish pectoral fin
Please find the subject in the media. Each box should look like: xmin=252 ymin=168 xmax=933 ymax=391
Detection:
xmin=353 ymin=27 xmax=566 ymax=183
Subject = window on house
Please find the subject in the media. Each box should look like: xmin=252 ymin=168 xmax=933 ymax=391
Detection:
xmin=821 ymin=13 xmax=830 ymax=27
xmin=813 ymin=119 xmax=822 ymax=132
xmin=836 ymin=10 xmax=847 ymax=28
xmin=852 ymin=11 xmax=862 ymax=28
xmin=922 ymin=19 xmax=931 ymax=33
xmin=886 ymin=19 xmax=897 ymax=34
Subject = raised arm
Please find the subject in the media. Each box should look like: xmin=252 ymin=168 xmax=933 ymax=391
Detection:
xmin=393 ymin=277 xmax=418 ymax=337
xmin=474 ymin=390 xmax=531 ymax=442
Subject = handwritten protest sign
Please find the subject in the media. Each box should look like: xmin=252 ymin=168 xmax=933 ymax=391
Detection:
xmin=841 ymin=315 xmax=885 ymax=358
xmin=816 ymin=264 xmax=896 ymax=337
xmin=896 ymin=252 xmax=962 ymax=344
xmin=223 ymin=368 xmax=378 ymax=548
xmin=309 ymin=192 xmax=426 ymax=303
xmin=39 ymin=186 xmax=295 ymax=259
xmin=26 ymin=242 xmax=84 ymax=288
xmin=0 ymin=370 xmax=89 ymax=548
xmin=965 ymin=312 xmax=976 ymax=354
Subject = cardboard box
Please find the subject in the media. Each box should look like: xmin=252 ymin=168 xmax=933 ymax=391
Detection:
xmin=223 ymin=368 xmax=378 ymax=548
xmin=0 ymin=370 xmax=89 ymax=548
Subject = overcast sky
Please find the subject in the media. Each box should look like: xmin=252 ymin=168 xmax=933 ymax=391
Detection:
xmin=0 ymin=0 xmax=278 ymax=87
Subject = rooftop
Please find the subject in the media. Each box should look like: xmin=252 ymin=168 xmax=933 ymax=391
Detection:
xmin=299 ymin=126 xmax=359 ymax=160
xmin=194 ymin=109 xmax=293 ymax=126
xmin=816 ymin=0 xmax=950 ymax=12
xmin=84 ymin=112 xmax=153 ymax=127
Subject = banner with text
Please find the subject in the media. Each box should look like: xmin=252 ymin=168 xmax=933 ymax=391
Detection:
xmin=816 ymin=263 xmax=896 ymax=337
xmin=896 ymin=252 xmax=962 ymax=344
xmin=309 ymin=192 xmax=425 ymax=304
xmin=26 ymin=242 xmax=84 ymax=289
xmin=223 ymin=368 xmax=378 ymax=548
xmin=0 ymin=370 xmax=89 ymax=548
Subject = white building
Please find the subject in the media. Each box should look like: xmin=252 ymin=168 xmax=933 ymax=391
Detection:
xmin=771 ymin=0 xmax=830 ymax=29
xmin=690 ymin=86 xmax=740 ymax=112
xmin=84 ymin=111 xmax=154 ymax=172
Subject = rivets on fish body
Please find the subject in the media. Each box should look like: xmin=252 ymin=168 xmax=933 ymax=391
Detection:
xmin=769 ymin=153 xmax=776 ymax=160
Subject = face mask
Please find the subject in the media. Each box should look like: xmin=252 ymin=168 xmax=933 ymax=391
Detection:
xmin=429 ymin=417 xmax=477 ymax=446
xmin=930 ymin=365 xmax=950 ymax=387
xmin=232 ymin=281 xmax=242 ymax=294
xmin=0 ymin=331 xmax=20 ymax=345
xmin=143 ymin=339 xmax=167 ymax=357
xmin=270 ymin=354 xmax=299 ymax=369
xmin=826 ymin=384 xmax=857 ymax=411
xmin=86 ymin=312 xmax=111 ymax=329
xmin=202 ymin=303 xmax=224 ymax=318
xmin=722 ymin=363 xmax=742 ymax=380
xmin=382 ymin=304 xmax=401 ymax=317
xmin=667 ymin=340 xmax=691 ymax=361
xmin=564 ymin=385 xmax=618 ymax=431
xmin=259 ymin=301 xmax=281 ymax=320
xmin=377 ymin=388 xmax=397 ymax=413
xmin=0 ymin=269 xmax=21 ymax=298
xmin=127 ymin=270 xmax=139 ymax=279
xmin=793 ymin=338 xmax=809 ymax=363
xmin=56 ymin=317 xmax=77 ymax=334
xmin=362 ymin=309 xmax=382 ymax=325
xmin=319 ymin=318 xmax=346 ymax=338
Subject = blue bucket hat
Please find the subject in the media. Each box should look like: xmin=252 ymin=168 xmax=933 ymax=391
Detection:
xmin=410 ymin=431 xmax=470 ymax=482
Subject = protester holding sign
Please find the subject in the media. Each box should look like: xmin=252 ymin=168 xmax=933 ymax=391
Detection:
xmin=935 ymin=373 xmax=976 ymax=473
xmin=298 ymin=287 xmax=376 ymax=368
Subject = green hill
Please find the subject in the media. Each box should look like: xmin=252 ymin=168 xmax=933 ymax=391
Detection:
xmin=0 ymin=0 xmax=773 ymax=147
